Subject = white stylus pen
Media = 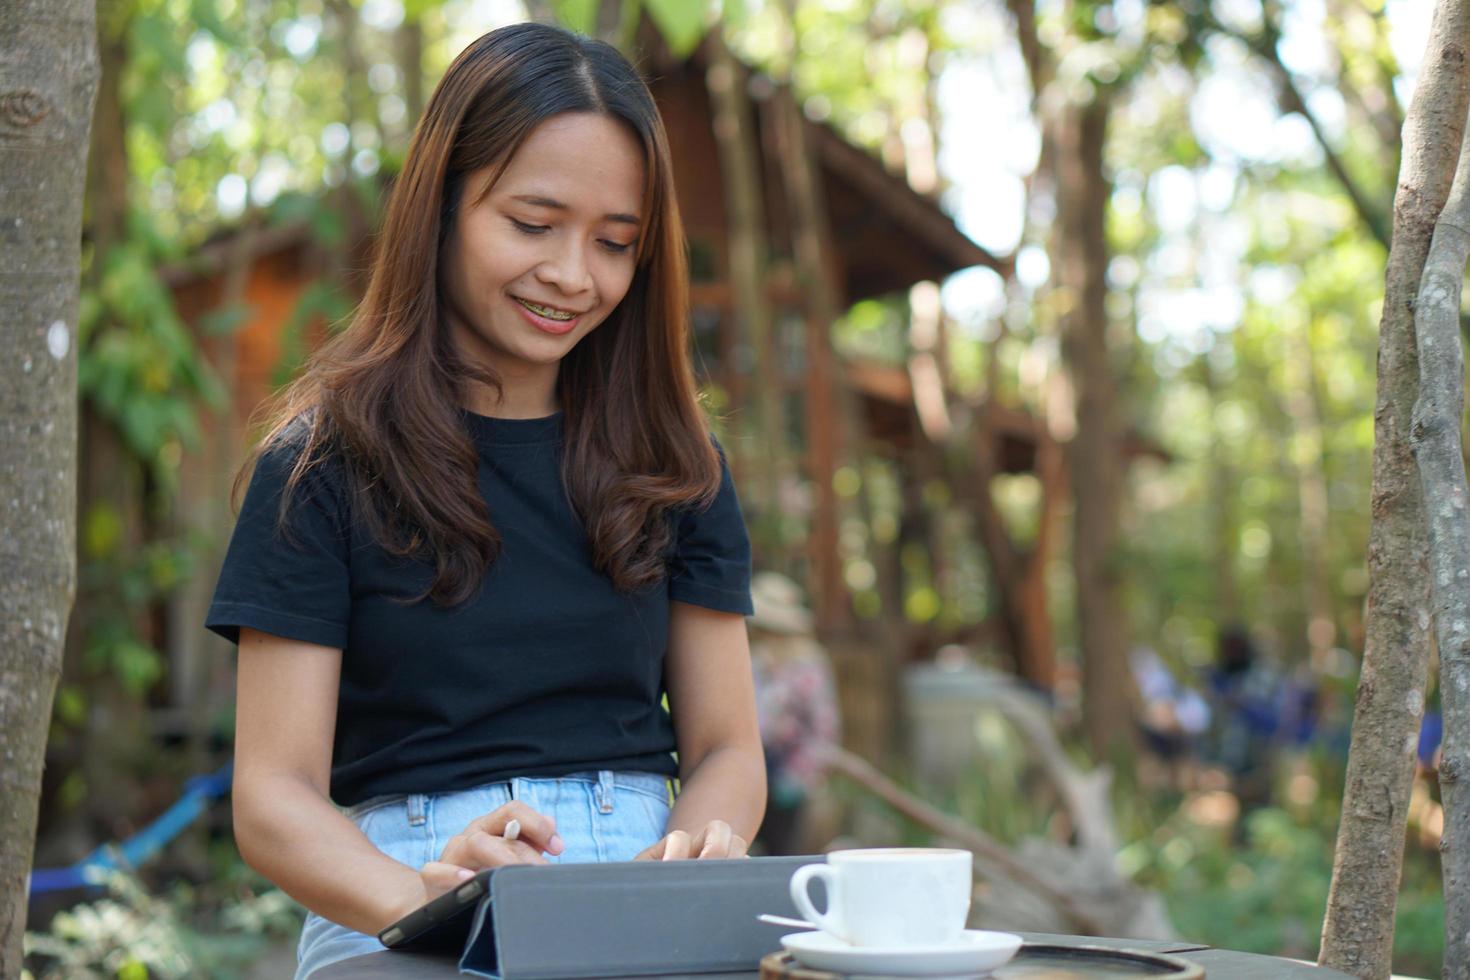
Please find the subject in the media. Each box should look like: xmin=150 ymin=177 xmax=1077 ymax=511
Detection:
xmin=503 ymin=818 xmax=521 ymax=843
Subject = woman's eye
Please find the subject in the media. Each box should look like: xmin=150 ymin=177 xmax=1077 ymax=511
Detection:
xmin=510 ymin=219 xmax=549 ymax=234
xmin=601 ymin=240 xmax=634 ymax=254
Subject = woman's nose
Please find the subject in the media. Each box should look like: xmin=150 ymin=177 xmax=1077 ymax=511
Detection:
xmin=536 ymin=239 xmax=594 ymax=296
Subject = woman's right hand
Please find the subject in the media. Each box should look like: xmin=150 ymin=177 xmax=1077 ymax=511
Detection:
xmin=415 ymin=801 xmax=565 ymax=904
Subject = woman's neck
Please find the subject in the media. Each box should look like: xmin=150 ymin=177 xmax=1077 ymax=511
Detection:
xmin=465 ymin=374 xmax=559 ymax=419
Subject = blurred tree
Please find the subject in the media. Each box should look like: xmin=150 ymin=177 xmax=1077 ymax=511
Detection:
xmin=1320 ymin=1 xmax=1470 ymax=976
xmin=704 ymin=26 xmax=791 ymax=555
xmin=0 ymin=0 xmax=98 ymax=970
xmin=1005 ymin=0 xmax=1138 ymax=759
xmin=1412 ymin=115 xmax=1470 ymax=980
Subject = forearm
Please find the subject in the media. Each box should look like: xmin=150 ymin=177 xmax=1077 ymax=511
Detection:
xmin=668 ymin=744 xmax=767 ymax=843
xmin=234 ymin=773 xmax=423 ymax=934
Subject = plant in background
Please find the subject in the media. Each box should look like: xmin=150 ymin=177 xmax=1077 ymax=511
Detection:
xmin=24 ymin=868 xmax=301 ymax=980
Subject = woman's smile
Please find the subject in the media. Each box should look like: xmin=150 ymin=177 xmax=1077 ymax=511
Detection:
xmin=511 ymin=294 xmax=583 ymax=335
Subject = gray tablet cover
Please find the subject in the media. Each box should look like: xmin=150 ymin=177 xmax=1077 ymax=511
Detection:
xmin=456 ymin=855 xmax=820 ymax=979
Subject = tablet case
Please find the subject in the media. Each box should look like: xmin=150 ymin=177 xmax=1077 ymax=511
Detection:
xmin=392 ymin=855 xmax=820 ymax=979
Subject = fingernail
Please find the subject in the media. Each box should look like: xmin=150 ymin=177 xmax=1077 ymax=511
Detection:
xmin=549 ymin=834 xmax=565 ymax=853
xmin=457 ymin=869 xmax=474 ymax=881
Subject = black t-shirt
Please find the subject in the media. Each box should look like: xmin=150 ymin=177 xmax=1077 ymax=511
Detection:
xmin=207 ymin=411 xmax=753 ymax=807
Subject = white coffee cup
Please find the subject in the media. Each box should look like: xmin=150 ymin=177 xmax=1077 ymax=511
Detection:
xmin=789 ymin=847 xmax=973 ymax=948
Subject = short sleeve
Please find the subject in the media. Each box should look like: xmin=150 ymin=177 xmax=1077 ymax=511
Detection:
xmin=205 ymin=436 xmax=352 ymax=648
xmin=667 ymin=442 xmax=753 ymax=615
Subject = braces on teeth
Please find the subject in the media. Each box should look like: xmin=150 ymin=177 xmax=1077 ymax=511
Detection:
xmin=517 ymin=298 xmax=575 ymax=321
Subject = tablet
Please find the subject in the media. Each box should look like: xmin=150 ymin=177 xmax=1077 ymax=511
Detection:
xmin=377 ymin=868 xmax=494 ymax=953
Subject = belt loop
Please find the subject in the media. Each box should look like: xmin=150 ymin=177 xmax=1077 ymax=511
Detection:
xmin=596 ymin=770 xmax=615 ymax=814
xmin=407 ymin=794 xmax=427 ymax=827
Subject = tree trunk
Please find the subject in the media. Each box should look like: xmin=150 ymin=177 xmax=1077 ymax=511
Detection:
xmin=705 ymin=30 xmax=787 ymax=552
xmin=1319 ymin=3 xmax=1470 ymax=975
xmin=1000 ymin=0 xmax=1104 ymax=703
xmin=396 ymin=14 xmax=425 ymax=134
xmin=771 ymin=81 xmax=849 ymax=634
xmin=959 ymin=393 xmax=1060 ymax=690
xmin=0 ymin=0 xmax=98 ymax=969
xmin=1410 ymin=109 xmax=1470 ymax=980
xmin=1052 ymin=90 xmax=1135 ymax=761
xmin=1284 ymin=321 xmax=1337 ymax=665
xmin=1202 ymin=356 xmax=1242 ymax=623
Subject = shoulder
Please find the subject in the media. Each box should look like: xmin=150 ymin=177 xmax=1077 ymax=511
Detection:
xmin=244 ymin=411 xmax=351 ymax=518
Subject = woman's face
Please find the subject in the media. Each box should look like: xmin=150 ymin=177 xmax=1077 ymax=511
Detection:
xmin=441 ymin=112 xmax=646 ymax=387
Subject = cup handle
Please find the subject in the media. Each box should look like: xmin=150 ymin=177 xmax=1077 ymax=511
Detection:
xmin=789 ymin=864 xmax=843 ymax=940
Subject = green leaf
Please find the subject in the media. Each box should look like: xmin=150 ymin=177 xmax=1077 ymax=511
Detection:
xmin=189 ymin=0 xmax=242 ymax=46
xmin=552 ymin=0 xmax=598 ymax=34
xmin=644 ymin=0 xmax=711 ymax=56
xmin=268 ymin=190 xmax=320 ymax=227
xmin=720 ymin=0 xmax=746 ymax=28
xmin=199 ymin=302 xmax=253 ymax=337
xmin=116 ymin=638 xmax=165 ymax=696
xmin=309 ymin=206 xmax=345 ymax=249
xmin=84 ymin=503 xmax=124 ymax=559
xmin=131 ymin=12 xmax=188 ymax=78
xmin=55 ymin=685 xmax=87 ymax=728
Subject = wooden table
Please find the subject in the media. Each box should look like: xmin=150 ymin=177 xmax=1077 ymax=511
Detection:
xmin=311 ymin=932 xmax=1358 ymax=979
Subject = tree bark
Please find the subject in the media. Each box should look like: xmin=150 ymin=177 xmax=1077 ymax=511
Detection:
xmin=1052 ymin=89 xmax=1136 ymax=761
xmin=771 ymin=81 xmax=850 ymax=634
xmin=1410 ymin=109 xmax=1470 ymax=980
xmin=396 ymin=13 xmax=425 ymax=134
xmin=1320 ymin=3 xmax=1470 ymax=976
xmin=0 ymin=0 xmax=98 ymax=969
xmin=705 ymin=30 xmax=787 ymax=549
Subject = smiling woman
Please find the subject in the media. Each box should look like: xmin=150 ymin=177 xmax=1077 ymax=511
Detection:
xmin=206 ymin=22 xmax=765 ymax=980
xmin=441 ymin=113 xmax=645 ymax=408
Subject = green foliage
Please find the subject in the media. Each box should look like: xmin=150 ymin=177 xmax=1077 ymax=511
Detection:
xmin=553 ymin=0 xmax=599 ymax=34
xmin=643 ymin=0 xmax=713 ymax=57
xmin=1120 ymin=804 xmax=1443 ymax=977
xmin=80 ymin=237 xmax=226 ymax=490
xmin=24 ymin=868 xmax=302 ymax=980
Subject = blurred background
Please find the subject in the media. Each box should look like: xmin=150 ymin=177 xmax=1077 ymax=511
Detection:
xmin=25 ymin=0 xmax=1446 ymax=976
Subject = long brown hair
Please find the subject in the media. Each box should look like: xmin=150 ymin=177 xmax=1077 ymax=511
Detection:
xmin=243 ymin=22 xmax=720 ymax=606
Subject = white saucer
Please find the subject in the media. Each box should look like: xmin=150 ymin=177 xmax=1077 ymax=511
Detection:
xmin=781 ymin=929 xmax=1023 ymax=977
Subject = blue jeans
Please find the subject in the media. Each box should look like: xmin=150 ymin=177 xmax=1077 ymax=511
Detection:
xmin=295 ymin=770 xmax=673 ymax=979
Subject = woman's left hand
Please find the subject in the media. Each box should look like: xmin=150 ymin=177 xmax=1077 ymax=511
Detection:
xmin=635 ymin=819 xmax=749 ymax=860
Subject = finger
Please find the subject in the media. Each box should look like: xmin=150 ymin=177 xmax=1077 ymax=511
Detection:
xmin=450 ymin=830 xmax=549 ymax=868
xmin=633 ymin=837 xmax=664 ymax=861
xmin=698 ymin=820 xmax=733 ymax=859
xmin=419 ymin=861 xmax=477 ymax=901
xmin=471 ymin=830 xmax=550 ymax=867
xmin=660 ymin=830 xmax=692 ymax=861
xmin=728 ymin=834 xmax=750 ymax=859
xmin=465 ymin=802 xmax=564 ymax=855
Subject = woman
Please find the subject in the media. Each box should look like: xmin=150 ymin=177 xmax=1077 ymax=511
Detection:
xmin=208 ymin=23 xmax=765 ymax=979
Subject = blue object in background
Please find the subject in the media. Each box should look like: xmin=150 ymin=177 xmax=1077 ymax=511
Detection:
xmin=29 ymin=763 xmax=233 ymax=898
xmin=1419 ymin=710 xmax=1443 ymax=768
